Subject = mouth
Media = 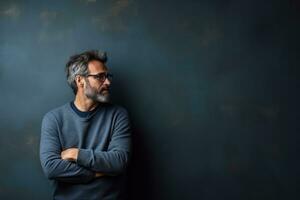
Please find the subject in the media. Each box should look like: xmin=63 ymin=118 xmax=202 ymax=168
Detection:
xmin=101 ymin=89 xmax=109 ymax=94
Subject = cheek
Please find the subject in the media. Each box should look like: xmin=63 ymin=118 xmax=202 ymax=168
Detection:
xmin=97 ymin=83 xmax=105 ymax=89
xmin=88 ymin=80 xmax=101 ymax=90
xmin=94 ymin=84 xmax=103 ymax=92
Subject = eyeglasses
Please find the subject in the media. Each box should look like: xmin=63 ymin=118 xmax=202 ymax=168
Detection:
xmin=85 ymin=72 xmax=113 ymax=83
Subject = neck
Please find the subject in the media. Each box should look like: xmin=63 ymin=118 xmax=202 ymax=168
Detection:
xmin=74 ymin=92 xmax=99 ymax=112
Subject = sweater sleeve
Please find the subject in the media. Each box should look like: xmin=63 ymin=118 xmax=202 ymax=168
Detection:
xmin=39 ymin=112 xmax=95 ymax=183
xmin=76 ymin=107 xmax=132 ymax=175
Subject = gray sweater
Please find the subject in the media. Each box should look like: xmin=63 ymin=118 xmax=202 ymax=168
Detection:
xmin=39 ymin=102 xmax=131 ymax=200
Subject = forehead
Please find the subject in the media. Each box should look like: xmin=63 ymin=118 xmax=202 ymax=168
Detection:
xmin=87 ymin=60 xmax=108 ymax=73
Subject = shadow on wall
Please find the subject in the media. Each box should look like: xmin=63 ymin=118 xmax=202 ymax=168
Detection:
xmin=111 ymin=73 xmax=153 ymax=199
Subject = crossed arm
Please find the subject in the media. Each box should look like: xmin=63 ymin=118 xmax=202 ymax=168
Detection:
xmin=60 ymin=148 xmax=105 ymax=178
xmin=39 ymin=109 xmax=131 ymax=183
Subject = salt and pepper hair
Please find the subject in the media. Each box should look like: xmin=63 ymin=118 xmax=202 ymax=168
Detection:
xmin=65 ymin=50 xmax=108 ymax=94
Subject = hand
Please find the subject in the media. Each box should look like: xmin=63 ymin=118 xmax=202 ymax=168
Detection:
xmin=61 ymin=148 xmax=79 ymax=161
xmin=95 ymin=172 xmax=105 ymax=178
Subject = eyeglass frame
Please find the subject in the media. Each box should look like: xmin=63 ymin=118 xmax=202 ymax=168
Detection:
xmin=84 ymin=72 xmax=113 ymax=83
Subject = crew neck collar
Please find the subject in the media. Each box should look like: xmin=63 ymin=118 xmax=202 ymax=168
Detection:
xmin=70 ymin=101 xmax=99 ymax=118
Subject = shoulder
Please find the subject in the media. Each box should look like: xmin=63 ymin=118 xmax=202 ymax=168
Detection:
xmin=103 ymin=104 xmax=131 ymax=129
xmin=104 ymin=103 xmax=130 ymax=117
xmin=42 ymin=103 xmax=70 ymax=122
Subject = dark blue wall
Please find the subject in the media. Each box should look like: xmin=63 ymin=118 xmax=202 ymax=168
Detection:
xmin=0 ymin=0 xmax=299 ymax=199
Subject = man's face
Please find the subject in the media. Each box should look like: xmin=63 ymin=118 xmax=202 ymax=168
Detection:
xmin=83 ymin=60 xmax=111 ymax=103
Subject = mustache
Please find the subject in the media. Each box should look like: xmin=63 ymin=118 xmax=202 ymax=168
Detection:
xmin=100 ymin=86 xmax=110 ymax=92
xmin=102 ymin=87 xmax=109 ymax=91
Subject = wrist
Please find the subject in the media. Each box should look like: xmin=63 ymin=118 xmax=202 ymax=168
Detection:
xmin=73 ymin=149 xmax=79 ymax=161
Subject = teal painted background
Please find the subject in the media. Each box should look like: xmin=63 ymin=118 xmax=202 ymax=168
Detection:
xmin=0 ymin=0 xmax=299 ymax=199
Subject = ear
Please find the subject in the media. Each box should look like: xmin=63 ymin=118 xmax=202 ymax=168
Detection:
xmin=75 ymin=75 xmax=84 ymax=88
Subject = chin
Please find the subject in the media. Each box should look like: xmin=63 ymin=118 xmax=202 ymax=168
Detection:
xmin=96 ymin=95 xmax=110 ymax=103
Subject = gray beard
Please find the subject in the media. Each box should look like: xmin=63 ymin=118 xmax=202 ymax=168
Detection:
xmin=96 ymin=93 xmax=110 ymax=103
xmin=84 ymin=81 xmax=110 ymax=103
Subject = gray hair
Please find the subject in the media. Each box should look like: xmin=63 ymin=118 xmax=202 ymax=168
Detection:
xmin=65 ymin=50 xmax=108 ymax=94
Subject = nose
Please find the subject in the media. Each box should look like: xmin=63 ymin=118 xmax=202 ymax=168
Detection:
xmin=103 ymin=77 xmax=111 ymax=86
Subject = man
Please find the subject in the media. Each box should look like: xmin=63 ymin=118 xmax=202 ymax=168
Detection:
xmin=39 ymin=50 xmax=131 ymax=200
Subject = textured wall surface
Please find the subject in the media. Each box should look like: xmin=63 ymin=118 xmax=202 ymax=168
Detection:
xmin=0 ymin=0 xmax=299 ymax=199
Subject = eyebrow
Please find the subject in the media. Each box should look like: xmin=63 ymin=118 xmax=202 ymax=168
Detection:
xmin=88 ymin=71 xmax=108 ymax=75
